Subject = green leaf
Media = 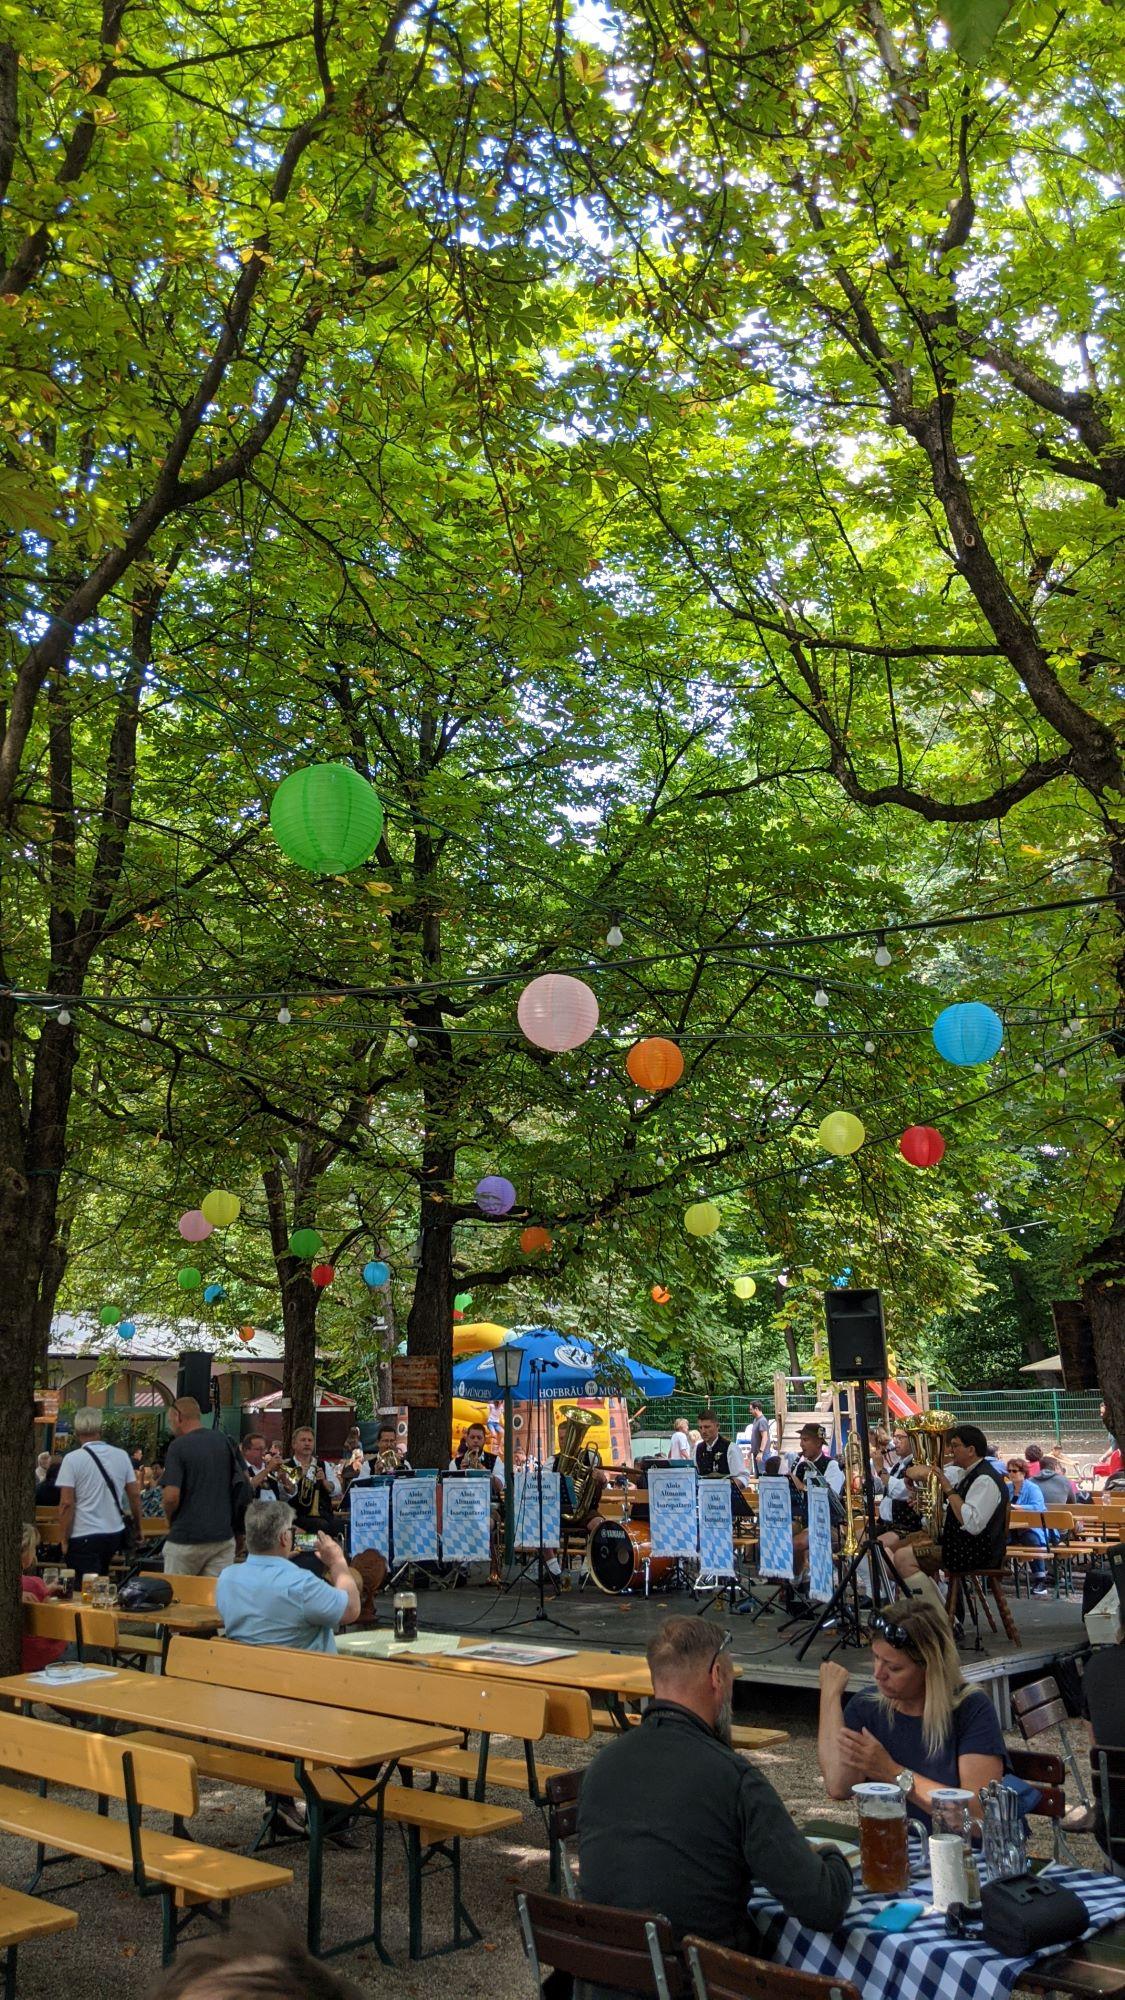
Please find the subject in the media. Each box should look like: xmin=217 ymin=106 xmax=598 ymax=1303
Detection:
xmin=941 ymin=0 xmax=1014 ymax=65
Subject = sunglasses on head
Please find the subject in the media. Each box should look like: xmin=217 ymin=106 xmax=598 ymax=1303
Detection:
xmin=709 ymin=1628 xmax=733 ymax=1669
xmin=869 ymin=1612 xmax=924 ymax=1660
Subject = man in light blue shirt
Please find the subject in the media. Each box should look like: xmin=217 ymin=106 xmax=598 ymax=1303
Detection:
xmin=217 ymin=1498 xmax=360 ymax=1653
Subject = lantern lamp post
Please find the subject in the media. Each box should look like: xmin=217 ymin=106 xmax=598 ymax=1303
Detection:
xmin=491 ymin=1342 xmax=524 ymax=1568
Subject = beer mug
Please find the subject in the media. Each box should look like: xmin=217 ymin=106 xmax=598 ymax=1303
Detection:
xmin=852 ymin=1782 xmax=910 ymax=1894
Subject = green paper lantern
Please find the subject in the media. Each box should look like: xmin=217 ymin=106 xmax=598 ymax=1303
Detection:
xmin=684 ymin=1200 xmax=721 ymax=1238
xmin=98 ymin=1304 xmax=121 ymax=1327
xmin=454 ymin=1292 xmax=473 ymax=1311
xmin=732 ymin=1275 xmax=756 ymax=1300
xmin=270 ymin=763 xmax=384 ymax=875
xmin=289 ymin=1227 xmax=323 ymax=1258
xmin=177 ymin=1266 xmax=202 ymax=1291
xmin=201 ymin=1188 xmax=241 ymax=1228
xmin=818 ymin=1111 xmax=866 ymax=1157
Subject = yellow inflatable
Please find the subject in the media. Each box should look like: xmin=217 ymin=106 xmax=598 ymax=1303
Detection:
xmin=452 ymin=1320 xmax=508 ymax=1357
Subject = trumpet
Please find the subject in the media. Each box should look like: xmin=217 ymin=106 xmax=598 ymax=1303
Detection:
xmin=904 ymin=1411 xmax=955 ymax=1540
xmin=372 ymin=1447 xmax=400 ymax=1474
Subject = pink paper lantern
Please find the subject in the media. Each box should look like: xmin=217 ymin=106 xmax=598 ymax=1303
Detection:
xmin=517 ymin=973 xmax=599 ymax=1052
xmin=178 ymin=1209 xmax=213 ymax=1243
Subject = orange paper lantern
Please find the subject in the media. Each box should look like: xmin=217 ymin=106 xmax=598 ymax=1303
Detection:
xmin=519 ymin=1226 xmax=553 ymax=1254
xmin=626 ymin=1037 xmax=685 ymax=1091
xmin=239 ymin=1324 xmax=256 ymax=1344
xmin=651 ymin=1284 xmax=671 ymax=1305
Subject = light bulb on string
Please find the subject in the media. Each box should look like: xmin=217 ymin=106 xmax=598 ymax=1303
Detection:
xmin=864 ymin=1039 xmax=876 ymax=1055
xmin=57 ymin=1008 xmax=71 ymax=1026
xmin=813 ymin=985 xmax=830 ymax=1009
xmin=873 ymin=931 xmax=892 ymax=969
xmin=139 ymin=1014 xmax=153 ymax=1035
xmin=277 ymin=1003 xmax=291 ymax=1025
xmin=406 ymin=1032 xmax=418 ymax=1049
xmin=605 ymin=923 xmax=623 ymax=949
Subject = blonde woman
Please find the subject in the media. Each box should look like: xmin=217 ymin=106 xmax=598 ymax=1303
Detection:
xmin=817 ymin=1598 xmax=1005 ymax=1827
xmin=21 ymin=1524 xmax=67 ymax=1672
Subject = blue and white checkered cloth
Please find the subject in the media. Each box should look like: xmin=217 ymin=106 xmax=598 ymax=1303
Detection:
xmin=746 ymin=1866 xmax=1125 ymax=2000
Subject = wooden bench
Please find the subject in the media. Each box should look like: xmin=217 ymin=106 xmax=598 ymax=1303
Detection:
xmin=127 ymin=1637 xmax=535 ymax=1957
xmin=0 ymin=1884 xmax=76 ymax=2000
xmin=0 ymin=1713 xmax=290 ymax=1962
xmin=163 ymin=1635 xmax=580 ymax=1801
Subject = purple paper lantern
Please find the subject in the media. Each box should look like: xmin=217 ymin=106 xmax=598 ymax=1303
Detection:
xmin=178 ymin=1209 xmax=213 ymax=1243
xmin=475 ymin=1175 xmax=516 ymax=1218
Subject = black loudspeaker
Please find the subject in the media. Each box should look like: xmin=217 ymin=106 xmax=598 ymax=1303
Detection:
xmin=176 ymin=1349 xmax=212 ymax=1407
xmin=824 ymin=1288 xmax=887 ymax=1379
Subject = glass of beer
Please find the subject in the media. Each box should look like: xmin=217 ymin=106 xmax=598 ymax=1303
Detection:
xmin=853 ymin=1782 xmax=910 ymax=1894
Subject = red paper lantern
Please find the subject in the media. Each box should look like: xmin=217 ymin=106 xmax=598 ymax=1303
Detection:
xmin=311 ymin=1262 xmax=336 ymax=1286
xmin=519 ymin=1226 xmax=553 ymax=1254
xmin=626 ymin=1037 xmax=685 ymax=1092
xmin=899 ymin=1124 xmax=946 ymax=1168
xmin=651 ymin=1284 xmax=671 ymax=1305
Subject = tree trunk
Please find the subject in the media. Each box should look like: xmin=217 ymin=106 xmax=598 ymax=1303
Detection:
xmin=405 ymin=1146 xmax=457 ymax=1468
xmin=1082 ymin=1194 xmax=1125 ymax=1449
xmin=262 ymin=1162 xmax=320 ymax=1449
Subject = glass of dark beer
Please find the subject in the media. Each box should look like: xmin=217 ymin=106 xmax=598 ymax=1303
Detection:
xmin=853 ymin=1782 xmax=909 ymax=1894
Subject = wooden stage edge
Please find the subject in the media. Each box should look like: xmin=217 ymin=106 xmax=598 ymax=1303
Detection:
xmin=398 ymin=1584 xmax=1090 ymax=1733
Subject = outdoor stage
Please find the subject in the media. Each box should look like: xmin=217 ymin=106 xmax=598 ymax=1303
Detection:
xmin=401 ymin=1579 xmax=1089 ymax=1730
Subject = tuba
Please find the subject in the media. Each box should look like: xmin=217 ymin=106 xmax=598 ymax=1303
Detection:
xmin=904 ymin=1411 xmax=956 ymax=1541
xmin=555 ymin=1406 xmax=600 ymax=1522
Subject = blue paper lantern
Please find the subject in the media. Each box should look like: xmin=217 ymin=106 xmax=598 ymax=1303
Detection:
xmin=117 ymin=1320 xmax=136 ymax=1341
xmin=475 ymin=1175 xmax=516 ymax=1218
xmin=932 ymin=1002 xmax=1003 ymax=1066
xmin=204 ymin=1283 xmax=226 ymax=1304
xmin=363 ymin=1260 xmax=390 ymax=1288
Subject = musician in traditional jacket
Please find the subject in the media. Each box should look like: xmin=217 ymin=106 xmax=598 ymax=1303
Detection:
xmin=882 ymin=1423 xmax=1007 ymax=1590
xmin=695 ymin=1411 xmax=754 ymax=1518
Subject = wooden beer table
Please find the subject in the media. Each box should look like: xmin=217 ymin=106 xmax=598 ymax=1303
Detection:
xmin=0 ymin=1667 xmax=457 ymax=1958
xmin=335 ymin=1632 xmax=787 ymax=1746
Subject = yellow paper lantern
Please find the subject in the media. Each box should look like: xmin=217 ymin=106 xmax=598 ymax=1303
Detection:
xmin=818 ymin=1112 xmax=866 ymax=1157
xmin=684 ymin=1200 xmax=721 ymax=1238
xmin=201 ymin=1188 xmax=241 ymax=1228
xmin=732 ymin=1275 xmax=757 ymax=1300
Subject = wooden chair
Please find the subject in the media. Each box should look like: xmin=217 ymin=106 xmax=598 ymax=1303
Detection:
xmin=685 ymin=1935 xmax=861 ymax=2000
xmin=0 ymin=1885 xmax=76 ymax=2000
xmin=1008 ymin=1747 xmax=1072 ymax=1862
xmin=545 ymin=1768 xmax=582 ymax=1896
xmin=1011 ymin=1676 xmax=1091 ymax=1811
xmin=1092 ymin=1745 xmax=1125 ymax=1878
xmin=0 ymin=1713 xmax=290 ymax=1962
xmin=516 ymin=1889 xmax=684 ymax=2000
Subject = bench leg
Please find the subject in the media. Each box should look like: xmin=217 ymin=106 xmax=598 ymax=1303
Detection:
xmin=4 ymin=1943 xmax=15 ymax=2000
xmin=162 ymin=1891 xmax=175 ymax=1967
xmin=305 ymin=1791 xmax=325 ymax=1958
xmin=408 ymin=1827 xmax=423 ymax=1960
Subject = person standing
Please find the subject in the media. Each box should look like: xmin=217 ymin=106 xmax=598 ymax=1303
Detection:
xmin=240 ymin=1431 xmax=284 ymax=1500
xmin=746 ymin=1401 xmax=770 ymax=1473
xmin=667 ymin=1417 xmax=692 ymax=1463
xmin=56 ymin=1409 xmax=142 ymax=1583
xmin=278 ymin=1426 xmax=337 ymax=1531
xmin=161 ymin=1397 xmax=242 ymax=1577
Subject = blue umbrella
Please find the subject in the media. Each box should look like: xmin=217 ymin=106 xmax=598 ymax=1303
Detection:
xmin=453 ymin=1325 xmax=675 ymax=1402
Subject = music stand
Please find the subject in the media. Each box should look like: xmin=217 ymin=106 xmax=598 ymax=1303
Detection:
xmin=793 ymin=1381 xmax=891 ymax=1660
xmin=491 ymin=1358 xmax=578 ymax=1636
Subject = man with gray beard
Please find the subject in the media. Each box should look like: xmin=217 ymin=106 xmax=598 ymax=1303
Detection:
xmin=577 ymin=1618 xmax=851 ymax=1961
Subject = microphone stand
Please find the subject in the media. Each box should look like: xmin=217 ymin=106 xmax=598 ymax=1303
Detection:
xmin=491 ymin=1360 xmax=578 ymax=1637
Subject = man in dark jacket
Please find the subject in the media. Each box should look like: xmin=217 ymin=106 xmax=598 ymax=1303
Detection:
xmin=578 ymin=1617 xmax=853 ymax=1956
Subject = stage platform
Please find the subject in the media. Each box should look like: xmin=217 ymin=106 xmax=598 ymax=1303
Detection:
xmin=400 ymin=1578 xmax=1089 ymax=1730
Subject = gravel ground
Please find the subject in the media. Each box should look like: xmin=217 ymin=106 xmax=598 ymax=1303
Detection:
xmin=0 ymin=1685 xmax=1108 ymax=2000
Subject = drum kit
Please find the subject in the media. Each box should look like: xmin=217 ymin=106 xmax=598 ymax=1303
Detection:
xmin=584 ymin=1457 xmax=683 ymax=1597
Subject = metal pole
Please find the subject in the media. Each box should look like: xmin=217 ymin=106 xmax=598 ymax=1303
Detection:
xmin=503 ymin=1384 xmax=515 ymax=1567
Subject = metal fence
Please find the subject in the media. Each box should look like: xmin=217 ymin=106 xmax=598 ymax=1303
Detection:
xmin=655 ymin=1388 xmax=1105 ymax=1443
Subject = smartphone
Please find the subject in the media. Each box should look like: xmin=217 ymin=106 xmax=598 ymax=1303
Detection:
xmin=296 ymin=1532 xmax=317 ymax=1551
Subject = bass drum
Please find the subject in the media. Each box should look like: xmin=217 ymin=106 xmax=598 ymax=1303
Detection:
xmin=588 ymin=1518 xmax=674 ymax=1595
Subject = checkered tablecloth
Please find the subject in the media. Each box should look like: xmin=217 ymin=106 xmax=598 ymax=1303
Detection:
xmin=746 ymin=1866 xmax=1125 ymax=2000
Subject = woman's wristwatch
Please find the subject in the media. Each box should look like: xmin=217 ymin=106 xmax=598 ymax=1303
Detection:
xmin=894 ymin=1769 xmax=915 ymax=1798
